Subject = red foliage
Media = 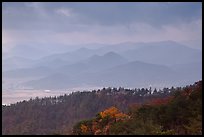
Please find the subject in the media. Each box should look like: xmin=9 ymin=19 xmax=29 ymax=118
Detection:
xmin=146 ymin=96 xmax=173 ymax=106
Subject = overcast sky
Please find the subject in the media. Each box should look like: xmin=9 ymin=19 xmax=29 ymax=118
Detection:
xmin=2 ymin=2 xmax=202 ymax=51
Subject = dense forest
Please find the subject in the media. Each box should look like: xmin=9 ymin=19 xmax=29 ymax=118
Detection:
xmin=2 ymin=81 xmax=202 ymax=135
xmin=73 ymin=81 xmax=202 ymax=135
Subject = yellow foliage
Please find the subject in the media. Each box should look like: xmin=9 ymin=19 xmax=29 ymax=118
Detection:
xmin=99 ymin=106 xmax=129 ymax=121
xmin=80 ymin=124 xmax=88 ymax=133
xmin=100 ymin=107 xmax=119 ymax=118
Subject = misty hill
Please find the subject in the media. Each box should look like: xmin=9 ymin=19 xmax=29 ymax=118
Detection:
xmin=3 ymin=66 xmax=54 ymax=78
xmin=22 ymin=52 xmax=128 ymax=89
xmin=23 ymin=60 xmax=177 ymax=89
xmin=30 ymin=42 xmax=140 ymax=69
xmin=7 ymin=43 xmax=87 ymax=59
xmin=94 ymin=42 xmax=144 ymax=54
xmin=3 ymin=45 xmax=96 ymax=71
xmin=4 ymin=41 xmax=201 ymax=71
xmin=35 ymin=47 xmax=95 ymax=68
xmin=122 ymin=41 xmax=201 ymax=66
xmin=2 ymin=51 xmax=124 ymax=90
xmin=24 ymin=73 xmax=72 ymax=89
xmin=88 ymin=60 xmax=178 ymax=88
xmin=3 ymin=41 xmax=202 ymax=90
xmin=59 ymin=51 xmax=128 ymax=73
xmin=42 ymin=51 xmax=127 ymax=76
xmin=35 ymin=41 xmax=201 ymax=69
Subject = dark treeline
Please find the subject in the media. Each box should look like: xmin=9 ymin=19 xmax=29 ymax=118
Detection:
xmin=73 ymin=81 xmax=202 ymax=135
xmin=2 ymin=82 xmax=200 ymax=135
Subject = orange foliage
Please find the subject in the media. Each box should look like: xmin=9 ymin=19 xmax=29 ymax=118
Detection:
xmin=100 ymin=106 xmax=119 ymax=119
xmin=80 ymin=124 xmax=88 ymax=133
xmin=94 ymin=107 xmax=129 ymax=134
xmin=115 ymin=112 xmax=129 ymax=121
xmin=99 ymin=106 xmax=129 ymax=121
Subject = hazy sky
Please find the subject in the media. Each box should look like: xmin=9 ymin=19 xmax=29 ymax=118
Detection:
xmin=2 ymin=2 xmax=202 ymax=50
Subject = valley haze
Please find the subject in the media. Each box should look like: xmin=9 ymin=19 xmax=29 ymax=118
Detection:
xmin=2 ymin=2 xmax=202 ymax=105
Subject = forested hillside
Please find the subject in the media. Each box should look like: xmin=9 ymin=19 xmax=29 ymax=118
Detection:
xmin=73 ymin=81 xmax=202 ymax=135
xmin=2 ymin=81 xmax=202 ymax=135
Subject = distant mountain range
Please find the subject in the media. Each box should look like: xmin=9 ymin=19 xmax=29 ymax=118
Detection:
xmin=122 ymin=41 xmax=201 ymax=66
xmin=3 ymin=40 xmax=202 ymax=90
